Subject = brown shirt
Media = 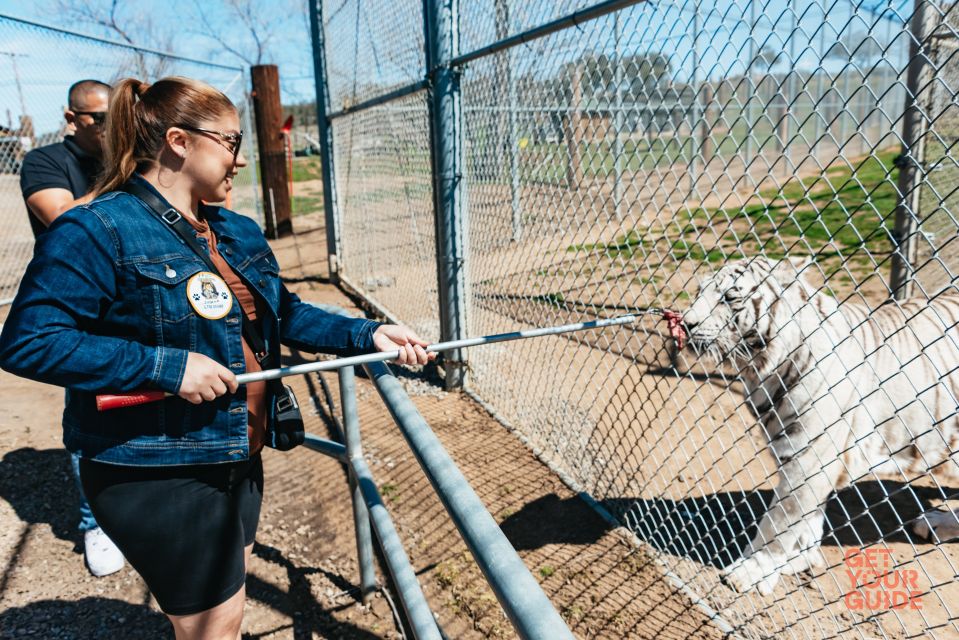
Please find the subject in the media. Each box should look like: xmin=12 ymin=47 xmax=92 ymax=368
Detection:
xmin=186 ymin=215 xmax=267 ymax=455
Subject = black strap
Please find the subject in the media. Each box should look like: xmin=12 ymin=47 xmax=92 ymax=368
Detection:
xmin=121 ymin=181 xmax=272 ymax=366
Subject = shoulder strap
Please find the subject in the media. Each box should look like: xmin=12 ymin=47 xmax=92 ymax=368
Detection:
xmin=121 ymin=181 xmax=272 ymax=365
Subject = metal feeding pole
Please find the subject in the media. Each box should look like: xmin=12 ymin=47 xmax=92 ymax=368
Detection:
xmin=94 ymin=313 xmax=674 ymax=411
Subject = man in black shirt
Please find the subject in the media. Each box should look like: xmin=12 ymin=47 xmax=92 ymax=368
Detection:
xmin=18 ymin=79 xmax=125 ymax=578
xmin=20 ymin=79 xmax=109 ymax=236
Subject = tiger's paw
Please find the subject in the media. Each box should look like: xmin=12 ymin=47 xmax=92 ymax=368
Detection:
xmin=721 ymin=554 xmax=780 ymax=595
xmin=782 ymin=545 xmax=826 ymax=576
xmin=913 ymin=509 xmax=959 ymax=543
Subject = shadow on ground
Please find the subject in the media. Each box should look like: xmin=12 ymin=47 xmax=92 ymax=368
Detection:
xmin=500 ymin=481 xmax=957 ymax=569
xmin=0 ymin=447 xmax=79 ymax=546
xmin=248 ymin=542 xmax=386 ymax=640
xmin=0 ymin=597 xmax=170 ymax=639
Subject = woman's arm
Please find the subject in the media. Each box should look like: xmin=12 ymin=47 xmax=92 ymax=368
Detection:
xmin=277 ymin=287 xmax=432 ymax=364
xmin=0 ymin=210 xmax=188 ymax=393
xmin=277 ymin=284 xmax=382 ymax=355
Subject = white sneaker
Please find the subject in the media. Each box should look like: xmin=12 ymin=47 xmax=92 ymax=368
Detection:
xmin=84 ymin=527 xmax=125 ymax=577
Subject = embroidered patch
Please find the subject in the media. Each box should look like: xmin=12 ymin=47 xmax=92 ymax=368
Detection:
xmin=187 ymin=271 xmax=232 ymax=320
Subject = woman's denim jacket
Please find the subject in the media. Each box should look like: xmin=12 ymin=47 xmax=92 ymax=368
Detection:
xmin=0 ymin=177 xmax=380 ymax=465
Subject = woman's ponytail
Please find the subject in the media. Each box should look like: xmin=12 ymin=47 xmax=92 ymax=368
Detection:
xmin=95 ymin=78 xmax=145 ymax=195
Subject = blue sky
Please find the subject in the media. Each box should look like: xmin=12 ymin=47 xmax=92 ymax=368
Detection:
xmin=0 ymin=0 xmax=315 ymax=135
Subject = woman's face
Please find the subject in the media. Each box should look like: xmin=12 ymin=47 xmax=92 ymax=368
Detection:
xmin=180 ymin=110 xmax=248 ymax=204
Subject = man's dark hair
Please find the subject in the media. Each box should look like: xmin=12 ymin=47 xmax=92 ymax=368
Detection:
xmin=68 ymin=79 xmax=111 ymax=109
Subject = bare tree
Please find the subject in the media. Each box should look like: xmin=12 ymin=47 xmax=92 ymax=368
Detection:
xmin=53 ymin=0 xmax=176 ymax=80
xmin=190 ymin=0 xmax=298 ymax=67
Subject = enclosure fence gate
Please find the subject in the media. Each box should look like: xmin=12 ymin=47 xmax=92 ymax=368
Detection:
xmin=312 ymin=0 xmax=959 ymax=637
xmin=0 ymin=14 xmax=263 ymax=306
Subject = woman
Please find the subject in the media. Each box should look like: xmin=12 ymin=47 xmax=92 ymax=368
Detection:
xmin=0 ymin=76 xmax=432 ymax=639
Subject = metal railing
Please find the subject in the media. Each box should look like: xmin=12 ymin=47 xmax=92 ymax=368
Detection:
xmin=298 ymin=304 xmax=574 ymax=638
xmin=312 ymin=1 xmax=959 ymax=637
xmin=0 ymin=14 xmax=262 ymax=305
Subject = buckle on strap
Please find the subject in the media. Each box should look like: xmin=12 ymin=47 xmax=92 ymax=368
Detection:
xmin=254 ymin=350 xmax=269 ymax=364
xmin=161 ymin=208 xmax=182 ymax=224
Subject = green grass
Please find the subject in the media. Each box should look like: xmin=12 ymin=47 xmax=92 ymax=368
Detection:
xmin=731 ymin=149 xmax=899 ymax=260
xmin=516 ymin=137 xmax=693 ymax=184
xmin=533 ymin=148 xmax=901 ymax=306
xmin=379 ymin=482 xmax=399 ymax=502
xmin=291 ymin=194 xmax=323 ymax=216
xmin=290 ymin=156 xmax=323 ymax=182
xmin=567 ymin=229 xmax=650 ymax=258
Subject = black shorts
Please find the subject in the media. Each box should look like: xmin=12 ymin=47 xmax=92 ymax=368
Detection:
xmin=79 ymin=454 xmax=264 ymax=616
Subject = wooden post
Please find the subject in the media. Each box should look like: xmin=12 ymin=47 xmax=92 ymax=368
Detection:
xmin=250 ymin=65 xmax=292 ymax=238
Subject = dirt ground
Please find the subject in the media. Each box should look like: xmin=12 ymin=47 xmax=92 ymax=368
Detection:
xmin=0 ymin=211 xmax=722 ymax=639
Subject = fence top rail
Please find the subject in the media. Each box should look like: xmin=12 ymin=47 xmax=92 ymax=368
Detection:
xmin=0 ymin=12 xmax=244 ymax=72
xmin=327 ymin=79 xmax=428 ymax=121
xmin=448 ymin=0 xmax=646 ymax=68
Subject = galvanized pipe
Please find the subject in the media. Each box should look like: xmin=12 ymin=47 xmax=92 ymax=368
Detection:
xmin=425 ymin=0 xmax=469 ymax=389
xmin=351 ymin=453 xmax=443 ymax=639
xmin=891 ymin=0 xmax=933 ymax=299
xmin=240 ymin=88 xmax=263 ymax=228
xmin=302 ymin=433 xmax=347 ymax=461
xmin=339 ymin=366 xmax=377 ymax=602
xmin=308 ymin=0 xmax=342 ymax=280
xmin=449 ymin=0 xmax=646 ymax=68
xmin=327 ymin=80 xmax=429 ymax=121
xmin=364 ymin=361 xmax=575 ymax=640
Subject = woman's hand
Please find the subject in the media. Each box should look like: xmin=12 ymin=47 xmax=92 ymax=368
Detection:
xmin=177 ymin=352 xmax=238 ymax=404
xmin=373 ymin=325 xmax=435 ymax=365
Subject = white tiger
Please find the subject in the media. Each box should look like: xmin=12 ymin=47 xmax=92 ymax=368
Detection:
xmin=682 ymin=257 xmax=959 ymax=595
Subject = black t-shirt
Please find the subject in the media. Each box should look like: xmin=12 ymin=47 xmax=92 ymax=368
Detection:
xmin=20 ymin=135 xmax=102 ymax=238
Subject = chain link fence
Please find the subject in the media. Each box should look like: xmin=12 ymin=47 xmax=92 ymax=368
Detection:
xmin=315 ymin=0 xmax=959 ymax=637
xmin=0 ymin=15 xmax=262 ymax=305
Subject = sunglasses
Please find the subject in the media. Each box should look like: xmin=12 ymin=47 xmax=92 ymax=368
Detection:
xmin=178 ymin=125 xmax=243 ymax=163
xmin=72 ymin=110 xmax=107 ymax=125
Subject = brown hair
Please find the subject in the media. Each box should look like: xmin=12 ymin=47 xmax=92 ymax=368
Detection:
xmin=96 ymin=76 xmax=236 ymax=195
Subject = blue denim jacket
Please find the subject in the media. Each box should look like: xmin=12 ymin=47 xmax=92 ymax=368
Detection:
xmin=0 ymin=176 xmax=380 ymax=466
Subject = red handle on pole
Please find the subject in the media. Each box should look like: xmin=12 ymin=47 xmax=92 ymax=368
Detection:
xmin=96 ymin=390 xmax=168 ymax=411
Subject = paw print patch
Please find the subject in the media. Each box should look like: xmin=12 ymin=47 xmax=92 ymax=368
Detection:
xmin=186 ymin=272 xmax=233 ymax=320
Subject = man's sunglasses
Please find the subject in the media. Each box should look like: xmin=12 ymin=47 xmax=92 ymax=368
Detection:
xmin=72 ymin=110 xmax=107 ymax=125
xmin=177 ymin=125 xmax=243 ymax=162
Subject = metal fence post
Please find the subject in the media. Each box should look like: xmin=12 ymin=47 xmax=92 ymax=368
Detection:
xmin=891 ymin=0 xmax=933 ymax=300
xmin=613 ymin=10 xmax=624 ymax=220
xmin=339 ymin=365 xmax=377 ymax=602
xmin=494 ymin=0 xmax=522 ymax=241
xmin=241 ymin=88 xmax=263 ymax=228
xmin=688 ymin=5 xmax=700 ymax=199
xmin=425 ymin=0 xmax=469 ymax=389
xmin=309 ymin=0 xmax=341 ymax=282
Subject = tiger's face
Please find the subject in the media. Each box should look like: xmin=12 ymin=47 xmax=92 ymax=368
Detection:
xmin=682 ymin=258 xmax=808 ymax=362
